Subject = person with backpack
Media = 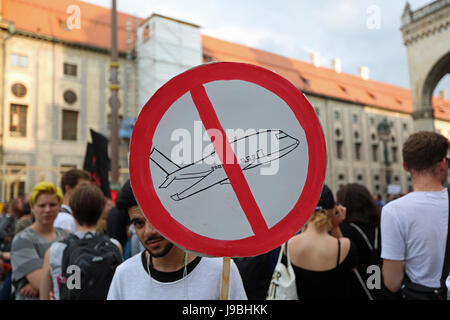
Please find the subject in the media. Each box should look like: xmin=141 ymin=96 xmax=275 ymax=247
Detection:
xmin=336 ymin=183 xmax=389 ymax=300
xmin=40 ymin=184 xmax=122 ymax=300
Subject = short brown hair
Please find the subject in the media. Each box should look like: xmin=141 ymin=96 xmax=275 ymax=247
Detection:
xmin=60 ymin=169 xmax=90 ymax=194
xmin=69 ymin=184 xmax=105 ymax=226
xmin=402 ymin=131 xmax=449 ymax=172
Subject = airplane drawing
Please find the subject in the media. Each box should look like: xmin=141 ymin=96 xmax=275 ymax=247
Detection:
xmin=150 ymin=130 xmax=300 ymax=201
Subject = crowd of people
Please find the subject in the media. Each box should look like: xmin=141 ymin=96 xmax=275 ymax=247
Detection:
xmin=0 ymin=130 xmax=449 ymax=300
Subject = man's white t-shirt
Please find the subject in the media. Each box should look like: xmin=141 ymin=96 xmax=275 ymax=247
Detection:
xmin=107 ymin=252 xmax=247 ymax=300
xmin=53 ymin=204 xmax=76 ymax=233
xmin=381 ymin=189 xmax=449 ymax=288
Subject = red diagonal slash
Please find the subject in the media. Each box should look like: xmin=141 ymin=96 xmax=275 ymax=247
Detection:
xmin=190 ymin=85 xmax=269 ymax=235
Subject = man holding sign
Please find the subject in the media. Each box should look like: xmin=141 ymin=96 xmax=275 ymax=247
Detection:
xmin=123 ymin=62 xmax=326 ymax=299
xmin=107 ymin=180 xmax=247 ymax=300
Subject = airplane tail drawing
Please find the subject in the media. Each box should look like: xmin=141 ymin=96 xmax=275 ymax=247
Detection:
xmin=150 ymin=148 xmax=181 ymax=188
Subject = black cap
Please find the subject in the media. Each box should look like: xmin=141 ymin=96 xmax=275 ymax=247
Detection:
xmin=116 ymin=180 xmax=138 ymax=211
xmin=315 ymin=184 xmax=335 ymax=211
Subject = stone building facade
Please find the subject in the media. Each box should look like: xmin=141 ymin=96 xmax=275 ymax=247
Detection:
xmin=0 ymin=0 xmax=449 ymax=200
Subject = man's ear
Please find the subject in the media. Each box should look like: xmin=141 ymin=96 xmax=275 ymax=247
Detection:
xmin=64 ymin=184 xmax=72 ymax=194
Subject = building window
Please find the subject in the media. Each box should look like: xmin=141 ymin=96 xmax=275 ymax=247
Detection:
xmin=335 ymin=128 xmax=341 ymax=137
xmin=11 ymin=83 xmax=27 ymax=98
xmin=334 ymin=111 xmax=340 ymax=120
xmin=336 ymin=141 xmax=344 ymax=160
xmin=354 ymin=142 xmax=362 ymax=161
xmin=203 ymin=54 xmax=213 ymax=63
xmin=64 ymin=63 xmax=78 ymax=76
xmin=391 ymin=146 xmax=398 ymax=163
xmin=63 ymin=90 xmax=77 ymax=105
xmin=143 ymin=24 xmax=150 ymax=42
xmin=403 ymin=123 xmax=408 ymax=131
xmin=10 ymin=104 xmax=28 ymax=137
xmin=6 ymin=163 xmax=26 ymax=199
xmin=338 ymin=85 xmax=348 ymax=94
xmin=300 ymin=76 xmax=310 ymax=86
xmin=62 ymin=110 xmax=78 ymax=140
xmin=372 ymin=144 xmax=378 ymax=162
xmin=353 ymin=114 xmax=358 ymax=123
xmin=11 ymin=53 xmax=28 ymax=67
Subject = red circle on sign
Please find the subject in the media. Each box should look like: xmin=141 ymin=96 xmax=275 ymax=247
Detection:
xmin=130 ymin=62 xmax=326 ymax=257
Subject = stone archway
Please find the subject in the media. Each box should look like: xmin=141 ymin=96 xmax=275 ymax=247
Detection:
xmin=401 ymin=1 xmax=450 ymax=131
xmin=421 ymin=51 xmax=450 ymax=111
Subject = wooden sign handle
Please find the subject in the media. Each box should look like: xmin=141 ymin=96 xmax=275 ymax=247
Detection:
xmin=220 ymin=257 xmax=231 ymax=300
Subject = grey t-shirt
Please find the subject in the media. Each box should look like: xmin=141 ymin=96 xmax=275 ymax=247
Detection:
xmin=11 ymin=226 xmax=70 ymax=300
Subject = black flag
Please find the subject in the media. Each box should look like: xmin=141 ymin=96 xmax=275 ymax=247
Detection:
xmin=83 ymin=129 xmax=111 ymax=198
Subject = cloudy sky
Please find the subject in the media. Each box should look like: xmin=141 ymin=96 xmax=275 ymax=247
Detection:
xmin=84 ymin=0 xmax=449 ymax=94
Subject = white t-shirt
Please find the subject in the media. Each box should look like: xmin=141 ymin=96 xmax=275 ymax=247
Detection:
xmin=107 ymin=253 xmax=247 ymax=300
xmin=53 ymin=205 xmax=76 ymax=233
xmin=381 ymin=189 xmax=449 ymax=288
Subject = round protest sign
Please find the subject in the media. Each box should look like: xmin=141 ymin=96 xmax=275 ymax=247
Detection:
xmin=129 ymin=62 xmax=326 ymax=257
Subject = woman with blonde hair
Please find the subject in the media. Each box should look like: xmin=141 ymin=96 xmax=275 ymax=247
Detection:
xmin=287 ymin=184 xmax=358 ymax=299
xmin=10 ymin=182 xmax=70 ymax=300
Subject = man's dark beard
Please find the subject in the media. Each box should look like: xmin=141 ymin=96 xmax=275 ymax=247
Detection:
xmin=148 ymin=241 xmax=174 ymax=258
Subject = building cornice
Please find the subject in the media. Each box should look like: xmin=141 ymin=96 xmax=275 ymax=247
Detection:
xmin=401 ymin=0 xmax=450 ymax=46
xmin=0 ymin=25 xmax=135 ymax=59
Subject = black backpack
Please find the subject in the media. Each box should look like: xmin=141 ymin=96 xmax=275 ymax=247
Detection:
xmin=58 ymin=232 xmax=122 ymax=300
xmin=349 ymin=223 xmax=387 ymax=300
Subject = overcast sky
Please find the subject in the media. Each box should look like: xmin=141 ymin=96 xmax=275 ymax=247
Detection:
xmin=84 ymin=0 xmax=449 ymax=94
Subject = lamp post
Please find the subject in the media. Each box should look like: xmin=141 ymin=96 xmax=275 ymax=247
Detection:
xmin=377 ymin=117 xmax=392 ymax=196
xmin=109 ymin=0 xmax=120 ymax=191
